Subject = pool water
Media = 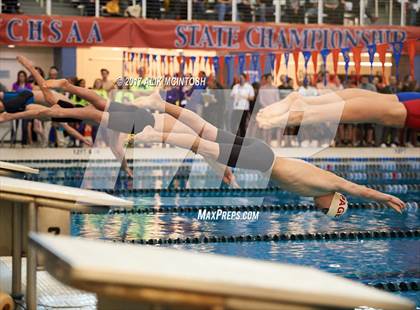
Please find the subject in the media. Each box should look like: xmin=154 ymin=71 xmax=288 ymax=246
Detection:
xmin=18 ymin=158 xmax=420 ymax=307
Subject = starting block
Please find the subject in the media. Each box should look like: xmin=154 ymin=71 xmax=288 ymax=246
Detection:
xmin=30 ymin=233 xmax=414 ymax=310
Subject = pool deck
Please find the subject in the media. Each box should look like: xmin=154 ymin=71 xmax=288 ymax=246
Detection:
xmin=0 ymin=147 xmax=419 ymax=161
xmin=0 ymin=256 xmax=96 ymax=310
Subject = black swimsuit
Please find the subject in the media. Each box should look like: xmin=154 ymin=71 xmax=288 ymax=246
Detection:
xmin=2 ymin=90 xmax=34 ymax=113
xmin=52 ymin=100 xmax=156 ymax=135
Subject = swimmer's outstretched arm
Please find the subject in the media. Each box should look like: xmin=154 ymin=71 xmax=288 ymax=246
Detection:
xmin=335 ymin=177 xmax=405 ymax=213
xmin=270 ymin=157 xmax=405 ymax=213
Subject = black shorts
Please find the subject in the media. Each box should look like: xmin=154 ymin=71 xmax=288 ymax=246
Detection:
xmin=107 ymin=102 xmax=155 ymax=134
xmin=51 ymin=100 xmax=83 ymax=123
xmin=2 ymin=91 xmax=34 ymax=113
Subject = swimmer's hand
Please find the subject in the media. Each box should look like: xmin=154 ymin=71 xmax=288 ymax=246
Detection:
xmin=383 ymin=194 xmax=405 ymax=214
xmin=203 ymin=157 xmax=240 ymax=188
xmin=223 ymin=168 xmax=240 ymax=189
xmin=81 ymin=137 xmax=93 ymax=147
xmin=125 ymin=166 xmax=134 ymax=178
xmin=122 ymin=161 xmax=134 ymax=178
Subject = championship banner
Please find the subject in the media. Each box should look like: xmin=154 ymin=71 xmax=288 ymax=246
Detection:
xmin=1 ymin=14 xmax=420 ymax=53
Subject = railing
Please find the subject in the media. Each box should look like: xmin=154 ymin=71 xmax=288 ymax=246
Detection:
xmin=0 ymin=0 xmax=417 ymax=26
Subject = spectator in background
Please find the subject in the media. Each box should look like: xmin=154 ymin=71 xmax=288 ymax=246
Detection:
xmin=359 ymin=75 xmax=377 ymax=92
xmin=202 ymin=77 xmax=225 ymax=128
xmin=28 ymin=67 xmax=45 ymax=90
xmin=256 ymin=0 xmax=274 ymax=22
xmin=258 ymin=73 xmax=280 ymax=145
xmin=167 ymin=0 xmax=188 ymax=19
xmin=298 ymin=77 xmax=318 ymax=97
xmin=283 ymin=0 xmax=305 ymax=23
xmin=70 ymin=79 xmax=89 ymax=106
xmin=298 ymin=78 xmax=322 ymax=148
xmin=278 ymin=75 xmax=293 ymax=90
xmin=357 ymin=75 xmax=376 ymax=146
xmin=68 ymin=79 xmax=89 ymax=147
xmin=90 ymin=78 xmax=108 ymax=144
xmin=28 ymin=67 xmax=47 ymax=147
xmin=323 ymin=0 xmax=345 ymax=24
xmin=238 ymin=0 xmax=253 ymax=21
xmin=247 ymin=76 xmax=263 ymax=139
xmin=276 ymin=76 xmax=297 ymax=146
xmin=131 ymin=66 xmax=154 ymax=92
xmin=103 ymin=0 xmax=121 ymax=16
xmin=406 ymin=0 xmax=418 ymax=25
xmin=374 ymin=76 xmax=399 ymax=147
xmin=43 ymin=66 xmax=63 ymax=148
xmin=147 ymin=0 xmax=161 ymax=18
xmin=185 ymin=71 xmax=207 ymax=116
xmin=100 ymin=68 xmax=114 ymax=93
xmin=161 ymin=76 xmax=182 ymax=105
xmin=316 ymin=72 xmax=343 ymax=92
xmin=92 ymin=79 xmax=108 ymax=100
xmin=11 ymin=70 xmax=32 ymax=146
xmin=231 ymin=73 xmax=255 ymax=137
xmin=112 ymin=81 xmax=135 ymax=103
xmin=3 ymin=0 xmax=21 ymax=13
xmin=193 ymin=0 xmax=206 ymax=19
xmin=400 ymin=75 xmax=419 ymax=147
xmin=12 ymin=70 xmax=32 ymax=92
xmin=181 ymin=73 xmax=195 ymax=108
xmin=48 ymin=66 xmax=59 ymax=80
xmin=216 ymin=0 xmax=232 ymax=21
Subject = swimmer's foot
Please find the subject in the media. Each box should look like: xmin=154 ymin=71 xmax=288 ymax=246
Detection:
xmin=257 ymin=112 xmax=301 ymax=129
xmin=45 ymin=79 xmax=70 ymax=90
xmin=133 ymin=89 xmax=165 ymax=112
xmin=256 ymin=100 xmax=310 ymax=129
xmin=257 ymin=91 xmax=300 ymax=119
xmin=39 ymin=104 xmax=63 ymax=118
xmin=135 ymin=125 xmax=161 ymax=143
xmin=17 ymin=55 xmax=34 ymax=69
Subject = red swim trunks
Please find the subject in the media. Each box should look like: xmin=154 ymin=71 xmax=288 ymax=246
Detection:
xmin=397 ymin=92 xmax=420 ymax=129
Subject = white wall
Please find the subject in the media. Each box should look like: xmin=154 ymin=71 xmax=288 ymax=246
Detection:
xmin=0 ymin=46 xmax=54 ymax=90
xmin=76 ymin=47 xmax=125 ymax=88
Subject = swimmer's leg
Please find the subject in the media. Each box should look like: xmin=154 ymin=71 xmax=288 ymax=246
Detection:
xmin=258 ymin=96 xmax=407 ymax=129
xmin=258 ymin=89 xmax=400 ymax=119
xmin=31 ymin=90 xmax=70 ymax=106
xmin=133 ymin=89 xmax=218 ymax=141
xmin=153 ymin=113 xmax=203 ymax=136
xmin=41 ymin=104 xmax=106 ymax=125
xmin=17 ymin=57 xmax=63 ymax=108
xmin=0 ymin=105 xmax=48 ymax=123
xmin=136 ymin=126 xmax=274 ymax=173
xmin=45 ymin=79 xmax=108 ymax=111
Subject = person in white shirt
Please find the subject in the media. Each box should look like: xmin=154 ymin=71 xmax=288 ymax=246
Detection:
xmin=230 ymin=73 xmax=255 ymax=137
xmin=258 ymin=73 xmax=280 ymax=145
